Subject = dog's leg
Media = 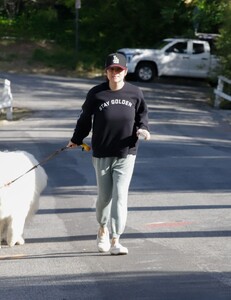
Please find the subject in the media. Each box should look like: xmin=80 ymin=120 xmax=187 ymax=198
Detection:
xmin=0 ymin=219 xmax=8 ymax=248
xmin=7 ymin=216 xmax=26 ymax=247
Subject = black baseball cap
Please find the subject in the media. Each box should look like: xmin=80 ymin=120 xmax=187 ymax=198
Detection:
xmin=105 ymin=53 xmax=127 ymax=70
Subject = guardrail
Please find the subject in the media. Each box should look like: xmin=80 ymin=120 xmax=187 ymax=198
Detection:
xmin=214 ymin=75 xmax=231 ymax=108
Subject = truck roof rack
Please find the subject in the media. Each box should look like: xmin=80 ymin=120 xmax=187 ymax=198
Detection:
xmin=195 ymin=32 xmax=220 ymax=40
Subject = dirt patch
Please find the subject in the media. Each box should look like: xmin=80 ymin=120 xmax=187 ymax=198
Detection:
xmin=0 ymin=39 xmax=103 ymax=78
xmin=0 ymin=39 xmax=61 ymax=75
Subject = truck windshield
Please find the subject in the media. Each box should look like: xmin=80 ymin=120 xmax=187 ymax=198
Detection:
xmin=153 ymin=40 xmax=172 ymax=49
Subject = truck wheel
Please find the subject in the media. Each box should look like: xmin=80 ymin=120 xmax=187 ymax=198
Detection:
xmin=135 ymin=63 xmax=156 ymax=82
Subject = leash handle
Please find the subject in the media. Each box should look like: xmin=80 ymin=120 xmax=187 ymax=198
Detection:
xmin=68 ymin=143 xmax=91 ymax=152
xmin=81 ymin=143 xmax=91 ymax=152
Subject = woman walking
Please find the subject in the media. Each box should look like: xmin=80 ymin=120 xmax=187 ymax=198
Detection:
xmin=67 ymin=52 xmax=150 ymax=255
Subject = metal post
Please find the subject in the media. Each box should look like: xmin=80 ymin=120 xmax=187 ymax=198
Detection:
xmin=75 ymin=0 xmax=81 ymax=54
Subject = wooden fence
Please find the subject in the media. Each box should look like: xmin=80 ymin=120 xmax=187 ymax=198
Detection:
xmin=214 ymin=75 xmax=231 ymax=108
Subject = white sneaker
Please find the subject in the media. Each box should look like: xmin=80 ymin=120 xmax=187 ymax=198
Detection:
xmin=110 ymin=243 xmax=128 ymax=255
xmin=97 ymin=228 xmax=110 ymax=253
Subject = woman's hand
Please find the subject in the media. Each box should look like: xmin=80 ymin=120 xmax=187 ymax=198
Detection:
xmin=137 ymin=129 xmax=151 ymax=140
xmin=66 ymin=141 xmax=78 ymax=148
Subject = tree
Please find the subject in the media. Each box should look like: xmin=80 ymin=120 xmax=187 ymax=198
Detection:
xmin=2 ymin=0 xmax=23 ymax=18
xmin=183 ymin=0 xmax=227 ymax=33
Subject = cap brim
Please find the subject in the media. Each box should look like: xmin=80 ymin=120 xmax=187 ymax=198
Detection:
xmin=106 ymin=64 xmax=127 ymax=70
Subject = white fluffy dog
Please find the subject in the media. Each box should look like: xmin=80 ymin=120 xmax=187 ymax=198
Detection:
xmin=0 ymin=151 xmax=47 ymax=247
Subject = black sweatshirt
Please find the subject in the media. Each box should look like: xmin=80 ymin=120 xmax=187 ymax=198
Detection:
xmin=71 ymin=81 xmax=149 ymax=158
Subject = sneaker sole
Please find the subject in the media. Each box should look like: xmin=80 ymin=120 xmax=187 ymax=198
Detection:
xmin=110 ymin=250 xmax=128 ymax=255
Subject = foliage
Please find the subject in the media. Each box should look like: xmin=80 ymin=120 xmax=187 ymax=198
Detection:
xmin=0 ymin=0 xmax=230 ymax=74
xmin=187 ymin=0 xmax=227 ymax=33
xmin=216 ymin=0 xmax=231 ymax=110
xmin=77 ymin=0 xmax=196 ymax=66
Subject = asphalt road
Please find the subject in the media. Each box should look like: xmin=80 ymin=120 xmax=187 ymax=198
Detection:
xmin=0 ymin=73 xmax=230 ymax=300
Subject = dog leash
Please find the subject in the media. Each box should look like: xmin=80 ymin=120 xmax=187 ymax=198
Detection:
xmin=0 ymin=143 xmax=91 ymax=189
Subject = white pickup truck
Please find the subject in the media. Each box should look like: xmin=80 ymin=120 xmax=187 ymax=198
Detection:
xmin=118 ymin=38 xmax=219 ymax=82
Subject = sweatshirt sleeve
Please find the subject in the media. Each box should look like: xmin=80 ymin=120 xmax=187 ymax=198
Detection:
xmin=71 ymin=91 xmax=94 ymax=145
xmin=135 ymin=89 xmax=150 ymax=131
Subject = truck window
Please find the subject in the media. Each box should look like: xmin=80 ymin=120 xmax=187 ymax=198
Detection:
xmin=193 ymin=43 xmax=205 ymax=54
xmin=165 ymin=42 xmax=187 ymax=54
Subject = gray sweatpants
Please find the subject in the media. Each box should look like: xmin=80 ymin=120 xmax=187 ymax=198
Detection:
xmin=92 ymin=155 xmax=136 ymax=239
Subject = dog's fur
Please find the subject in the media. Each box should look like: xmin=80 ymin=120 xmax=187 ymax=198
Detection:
xmin=0 ymin=151 xmax=47 ymax=247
